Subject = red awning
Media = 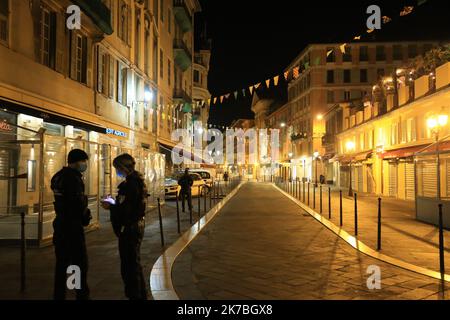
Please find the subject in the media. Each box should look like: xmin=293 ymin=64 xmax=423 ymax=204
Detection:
xmin=379 ymin=144 xmax=429 ymax=160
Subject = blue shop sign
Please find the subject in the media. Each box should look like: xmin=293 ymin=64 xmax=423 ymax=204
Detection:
xmin=106 ymin=128 xmax=127 ymax=138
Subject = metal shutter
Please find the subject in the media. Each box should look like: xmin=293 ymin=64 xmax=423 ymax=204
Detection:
xmin=358 ymin=166 xmax=364 ymax=192
xmin=0 ymin=149 xmax=10 ymax=209
xmin=405 ymin=162 xmax=415 ymax=200
xmin=422 ymin=161 xmax=437 ymax=198
xmin=389 ymin=163 xmax=398 ymax=197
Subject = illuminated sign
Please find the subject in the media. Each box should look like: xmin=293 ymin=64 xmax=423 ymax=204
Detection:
xmin=106 ymin=128 xmax=127 ymax=138
xmin=0 ymin=121 xmax=12 ymax=131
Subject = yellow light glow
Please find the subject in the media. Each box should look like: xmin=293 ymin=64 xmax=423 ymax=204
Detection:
xmin=438 ymin=115 xmax=448 ymax=127
xmin=313 ymin=151 xmax=319 ymax=158
xmin=427 ymin=118 xmax=438 ymax=129
xmin=317 ymin=114 xmax=323 ymax=121
xmin=346 ymin=141 xmax=355 ymax=152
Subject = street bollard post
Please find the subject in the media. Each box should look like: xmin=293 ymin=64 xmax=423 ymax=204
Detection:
xmin=307 ymin=183 xmax=310 ymax=206
xmin=20 ymin=212 xmax=26 ymax=293
xmin=339 ymin=190 xmax=343 ymax=227
xmin=303 ymin=182 xmax=305 ymax=202
xmin=198 ymin=186 xmax=201 ymax=219
xmin=157 ymin=198 xmax=165 ymax=247
xmin=209 ymin=184 xmax=212 ymax=209
xmin=176 ymin=191 xmax=181 ymax=234
xmin=328 ymin=187 xmax=331 ymax=219
xmin=313 ymin=185 xmax=316 ymax=209
xmin=377 ymin=198 xmax=382 ymax=251
xmin=354 ymin=193 xmax=358 ymax=236
xmin=438 ymin=204 xmax=445 ymax=278
xmin=204 ymin=186 xmax=207 ymax=214
xmin=320 ymin=185 xmax=323 ymax=214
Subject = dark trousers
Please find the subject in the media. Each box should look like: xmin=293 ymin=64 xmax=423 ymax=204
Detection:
xmin=53 ymin=230 xmax=90 ymax=300
xmin=118 ymin=221 xmax=147 ymax=300
xmin=180 ymin=190 xmax=192 ymax=212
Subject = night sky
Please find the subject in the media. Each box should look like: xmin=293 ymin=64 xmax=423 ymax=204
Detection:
xmin=195 ymin=0 xmax=450 ymax=127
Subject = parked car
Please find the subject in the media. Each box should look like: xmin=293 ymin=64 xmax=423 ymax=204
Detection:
xmin=164 ymin=173 xmax=208 ymax=199
xmin=189 ymin=169 xmax=214 ymax=187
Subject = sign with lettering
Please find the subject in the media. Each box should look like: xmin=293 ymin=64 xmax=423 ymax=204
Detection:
xmin=106 ymin=128 xmax=127 ymax=138
xmin=0 ymin=121 xmax=12 ymax=131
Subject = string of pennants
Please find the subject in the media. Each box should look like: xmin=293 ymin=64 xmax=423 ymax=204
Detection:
xmin=204 ymin=0 xmax=428 ymax=107
xmin=152 ymin=0 xmax=428 ymax=126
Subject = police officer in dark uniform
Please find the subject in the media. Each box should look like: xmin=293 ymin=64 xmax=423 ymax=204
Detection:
xmin=101 ymin=154 xmax=148 ymax=300
xmin=51 ymin=149 xmax=92 ymax=300
xmin=178 ymin=168 xmax=193 ymax=213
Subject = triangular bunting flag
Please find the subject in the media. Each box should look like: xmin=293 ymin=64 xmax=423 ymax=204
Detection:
xmin=274 ymin=75 xmax=280 ymax=86
xmin=242 ymin=89 xmax=246 ymax=97
xmin=225 ymin=94 xmax=230 ymax=99
xmin=367 ymin=29 xmax=374 ymax=34
xmin=284 ymin=70 xmax=290 ymax=80
xmin=382 ymin=16 xmax=392 ymax=24
xmin=254 ymin=83 xmax=261 ymax=89
xmin=220 ymin=96 xmax=224 ymax=103
xmin=304 ymin=62 xmax=310 ymax=70
xmin=326 ymin=49 xmax=333 ymax=57
xmin=213 ymin=97 xmax=217 ymax=104
xmin=339 ymin=43 xmax=347 ymax=54
xmin=353 ymin=35 xmax=361 ymax=40
xmin=249 ymin=86 xmax=254 ymax=95
xmin=293 ymin=66 xmax=300 ymax=79
xmin=266 ymin=79 xmax=271 ymax=88
xmin=234 ymin=91 xmax=238 ymax=99
xmin=400 ymin=6 xmax=414 ymax=16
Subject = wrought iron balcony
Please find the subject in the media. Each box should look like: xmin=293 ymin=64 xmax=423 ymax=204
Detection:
xmin=173 ymin=0 xmax=193 ymax=33
xmin=174 ymin=38 xmax=192 ymax=71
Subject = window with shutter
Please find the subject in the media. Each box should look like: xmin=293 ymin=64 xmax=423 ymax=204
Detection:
xmin=108 ymin=55 xmax=114 ymax=98
xmin=40 ymin=7 xmax=57 ymax=69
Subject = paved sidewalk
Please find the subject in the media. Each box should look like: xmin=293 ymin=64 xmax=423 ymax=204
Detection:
xmin=0 ymin=186 xmax=227 ymax=300
xmin=172 ymin=183 xmax=449 ymax=300
xmin=278 ymin=182 xmax=450 ymax=274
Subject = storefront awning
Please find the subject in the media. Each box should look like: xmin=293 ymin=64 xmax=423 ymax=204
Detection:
xmin=354 ymin=151 xmax=372 ymax=162
xmin=379 ymin=145 xmax=430 ymax=160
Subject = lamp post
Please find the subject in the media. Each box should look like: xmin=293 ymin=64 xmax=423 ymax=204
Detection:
xmin=427 ymin=114 xmax=449 ymax=202
xmin=346 ymin=141 xmax=355 ymax=197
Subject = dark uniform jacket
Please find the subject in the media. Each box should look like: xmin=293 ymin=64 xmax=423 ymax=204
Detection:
xmin=51 ymin=167 xmax=91 ymax=234
xmin=110 ymin=171 xmax=148 ymax=237
xmin=178 ymin=174 xmax=194 ymax=193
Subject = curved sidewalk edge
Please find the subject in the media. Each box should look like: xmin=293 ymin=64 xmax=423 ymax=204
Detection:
xmin=149 ymin=182 xmax=246 ymax=300
xmin=272 ymin=183 xmax=450 ymax=283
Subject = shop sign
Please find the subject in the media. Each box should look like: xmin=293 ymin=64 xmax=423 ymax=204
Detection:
xmin=0 ymin=121 xmax=12 ymax=131
xmin=106 ymin=128 xmax=127 ymax=138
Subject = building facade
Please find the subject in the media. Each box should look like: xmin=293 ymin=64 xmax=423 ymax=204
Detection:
xmin=279 ymin=41 xmax=438 ymax=184
xmin=0 ymin=0 xmax=201 ymax=245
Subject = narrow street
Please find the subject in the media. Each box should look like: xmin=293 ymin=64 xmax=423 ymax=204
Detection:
xmin=172 ymin=183 xmax=449 ymax=300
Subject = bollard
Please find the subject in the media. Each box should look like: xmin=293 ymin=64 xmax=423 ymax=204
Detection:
xmin=204 ymin=186 xmax=207 ymax=215
xmin=303 ymin=182 xmax=305 ymax=203
xmin=20 ymin=212 xmax=26 ymax=293
xmin=328 ymin=187 xmax=331 ymax=219
xmin=209 ymin=184 xmax=212 ymax=209
xmin=157 ymin=199 xmax=165 ymax=247
xmin=313 ymin=185 xmax=316 ymax=209
xmin=176 ymin=191 xmax=181 ymax=234
xmin=438 ymin=204 xmax=445 ymax=278
xmin=319 ymin=185 xmax=323 ymax=214
xmin=307 ymin=183 xmax=310 ymax=206
xmin=377 ymin=198 xmax=382 ymax=251
xmin=339 ymin=190 xmax=343 ymax=227
xmin=354 ymin=193 xmax=358 ymax=236
xmin=198 ymin=186 xmax=201 ymax=219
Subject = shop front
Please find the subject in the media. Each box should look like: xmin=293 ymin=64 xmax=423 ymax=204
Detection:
xmin=0 ymin=99 xmax=165 ymax=246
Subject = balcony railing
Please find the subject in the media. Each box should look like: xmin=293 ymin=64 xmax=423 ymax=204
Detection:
xmin=174 ymin=38 xmax=193 ymax=71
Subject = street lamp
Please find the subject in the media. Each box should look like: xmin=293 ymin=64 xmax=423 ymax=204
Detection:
xmin=346 ymin=141 xmax=355 ymax=197
xmin=427 ymin=113 xmax=448 ymax=201
xmin=313 ymin=151 xmax=320 ymax=187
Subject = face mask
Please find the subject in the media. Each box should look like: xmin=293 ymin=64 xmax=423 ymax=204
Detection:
xmin=78 ymin=163 xmax=88 ymax=173
xmin=116 ymin=169 xmax=125 ymax=178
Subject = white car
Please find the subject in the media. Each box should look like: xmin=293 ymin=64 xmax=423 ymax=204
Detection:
xmin=165 ymin=173 xmax=208 ymax=199
xmin=190 ymin=169 xmax=214 ymax=187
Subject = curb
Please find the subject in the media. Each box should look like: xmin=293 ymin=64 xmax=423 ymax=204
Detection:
xmin=272 ymin=183 xmax=450 ymax=283
xmin=149 ymin=182 xmax=246 ymax=300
